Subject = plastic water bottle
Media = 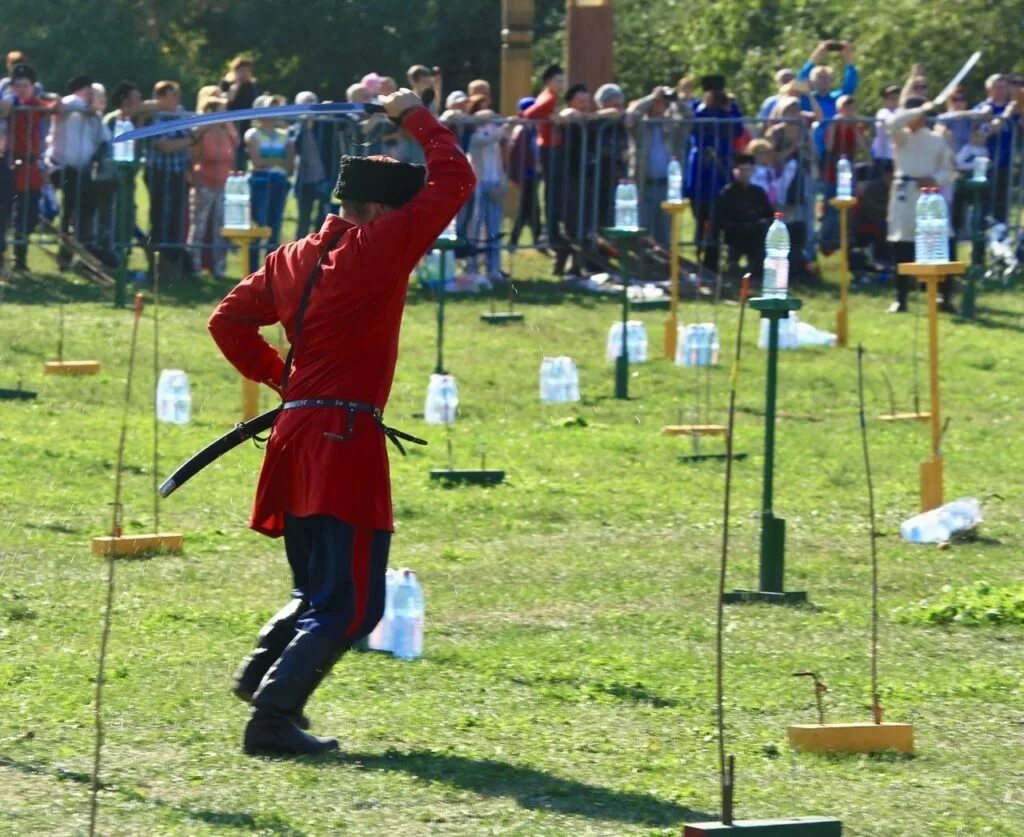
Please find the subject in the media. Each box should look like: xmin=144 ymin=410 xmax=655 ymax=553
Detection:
xmin=539 ymin=356 xmax=580 ymax=403
xmin=424 ymin=373 xmax=458 ymax=424
xmin=667 ymin=158 xmax=683 ymax=203
xmin=762 ymin=213 xmax=790 ymax=298
xmin=900 ymin=497 xmax=982 ymax=544
xmin=112 ymin=119 xmax=135 ymax=162
xmin=607 ymin=321 xmax=648 ymax=363
xmin=971 ymin=155 xmax=990 ymax=183
xmin=224 ymin=172 xmax=252 ymax=230
xmin=367 ymin=569 xmax=399 ymax=652
xmin=679 ymin=323 xmax=720 ymax=367
xmin=931 ymin=188 xmax=949 ymax=263
xmin=836 ymin=156 xmax=853 ymax=200
xmin=614 ymin=179 xmax=639 ymax=230
xmin=392 ymin=570 xmax=425 ymax=661
xmin=156 ymin=369 xmax=191 ymax=424
xmin=914 ymin=188 xmax=931 ymax=263
xmin=441 ymin=214 xmax=458 ymax=240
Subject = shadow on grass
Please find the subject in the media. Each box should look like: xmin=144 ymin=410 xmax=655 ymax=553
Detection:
xmin=0 ymin=754 xmax=308 ymax=835
xmin=327 ymin=748 xmax=713 ymax=826
xmin=1 ymin=267 xmax=233 ymax=308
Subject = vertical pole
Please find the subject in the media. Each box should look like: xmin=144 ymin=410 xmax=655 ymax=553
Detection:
xmin=759 ymin=311 xmax=782 ymax=593
xmin=836 ymin=203 xmax=850 ymax=347
xmin=436 ymin=246 xmax=447 ymax=375
xmin=615 ymin=244 xmax=630 ymax=399
xmin=241 ymin=237 xmax=261 ymax=420
xmin=664 ymin=206 xmax=681 ymax=359
xmin=926 ymin=277 xmax=941 ymax=460
xmin=500 ymin=0 xmax=535 ymax=117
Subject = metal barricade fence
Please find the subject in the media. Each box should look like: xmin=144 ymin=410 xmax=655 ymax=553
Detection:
xmin=2 ymin=104 xmax=1021 ymax=289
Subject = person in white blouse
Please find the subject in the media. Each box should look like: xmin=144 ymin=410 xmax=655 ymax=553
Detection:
xmin=885 ymin=95 xmax=956 ymax=313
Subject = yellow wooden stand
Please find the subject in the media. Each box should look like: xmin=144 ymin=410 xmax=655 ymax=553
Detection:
xmin=898 ymin=261 xmax=964 ymax=512
xmin=878 ymin=411 xmax=931 ymax=423
xmin=788 ymin=721 xmax=913 ymax=755
xmin=662 ymin=424 xmax=726 ymax=437
xmin=660 ymin=199 xmax=689 ymax=360
xmin=829 ymin=197 xmax=857 ymax=348
xmin=91 ymin=533 xmax=183 ymax=557
xmin=44 ymin=360 xmax=101 ymax=375
xmin=223 ymin=226 xmax=273 ymax=420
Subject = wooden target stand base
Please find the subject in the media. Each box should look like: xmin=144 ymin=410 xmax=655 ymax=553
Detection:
xmin=44 ymin=360 xmax=101 ymax=375
xmin=788 ymin=721 xmax=913 ymax=755
xmin=877 ymin=411 xmax=931 ymax=423
xmin=91 ymin=533 xmax=183 ymax=557
xmin=685 ymin=817 xmax=841 ymax=835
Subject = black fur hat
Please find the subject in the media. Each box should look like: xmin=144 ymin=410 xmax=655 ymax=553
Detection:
xmin=332 ymin=155 xmax=426 ymax=207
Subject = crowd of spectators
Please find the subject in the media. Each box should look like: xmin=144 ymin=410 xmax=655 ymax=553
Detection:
xmin=0 ymin=44 xmax=1021 ymax=302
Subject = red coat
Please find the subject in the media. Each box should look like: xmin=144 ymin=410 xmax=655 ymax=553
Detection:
xmin=8 ymin=98 xmax=50 ymax=192
xmin=208 ymin=108 xmax=475 ymax=536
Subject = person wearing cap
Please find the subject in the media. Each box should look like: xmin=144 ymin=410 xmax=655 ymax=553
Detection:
xmin=209 ymin=89 xmax=474 ymax=757
xmin=244 ymin=94 xmax=295 ymax=267
xmin=187 ymin=86 xmax=238 ymax=277
xmin=222 ymin=54 xmax=260 ymax=169
xmin=710 ymin=152 xmax=775 ymax=281
xmin=289 ymin=91 xmax=336 ymax=240
xmin=45 ymin=74 xmax=106 ymax=268
xmin=885 ymin=96 xmax=955 ymax=313
xmin=592 ymin=83 xmax=629 ymax=229
xmin=973 ymin=73 xmax=1019 ymax=223
xmin=508 ymin=95 xmax=543 ymax=249
xmin=439 ymin=89 xmax=468 ymax=126
xmin=360 ymin=73 xmax=384 ymax=98
xmin=685 ymin=74 xmax=744 ymax=275
xmin=0 ymin=63 xmax=52 ymax=271
xmin=757 ymin=68 xmax=796 ymax=124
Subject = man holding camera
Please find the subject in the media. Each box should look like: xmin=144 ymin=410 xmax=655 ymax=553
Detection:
xmin=797 ymin=40 xmax=860 ymax=259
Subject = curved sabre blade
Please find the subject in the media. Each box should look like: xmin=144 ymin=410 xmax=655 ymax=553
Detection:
xmin=114 ymin=102 xmax=384 ymax=143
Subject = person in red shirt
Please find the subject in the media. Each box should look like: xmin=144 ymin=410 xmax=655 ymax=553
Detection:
xmin=208 ymin=88 xmax=475 ymax=756
xmin=0 ymin=63 xmax=50 ymax=271
xmin=523 ymin=64 xmax=566 ymax=258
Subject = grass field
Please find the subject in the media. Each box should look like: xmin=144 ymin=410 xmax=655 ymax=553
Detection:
xmin=1 ymin=240 xmax=1022 ymax=835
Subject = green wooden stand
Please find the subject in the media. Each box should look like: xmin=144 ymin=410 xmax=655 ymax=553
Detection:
xmin=432 ymin=236 xmax=463 ymax=374
xmin=601 ymin=226 xmax=648 ymax=399
xmin=685 ymin=817 xmax=841 ymax=835
xmin=0 ymin=383 xmax=37 ymax=401
xmin=724 ymin=296 xmax=807 ymax=606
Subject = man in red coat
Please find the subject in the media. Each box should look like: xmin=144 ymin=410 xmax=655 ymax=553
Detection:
xmin=208 ymin=88 xmax=475 ymax=756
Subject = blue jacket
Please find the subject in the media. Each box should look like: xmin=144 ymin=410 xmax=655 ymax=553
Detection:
xmin=797 ymin=61 xmax=859 ymax=157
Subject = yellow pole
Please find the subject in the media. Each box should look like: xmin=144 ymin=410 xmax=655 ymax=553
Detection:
xmin=223 ymin=226 xmax=272 ymax=421
xmin=898 ymin=261 xmax=963 ymax=511
xmin=829 ymin=197 xmax=856 ymax=348
xmin=661 ymin=200 xmax=689 ymax=360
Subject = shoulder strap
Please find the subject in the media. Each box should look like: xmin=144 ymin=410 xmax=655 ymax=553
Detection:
xmin=279 ymin=226 xmax=347 ymax=395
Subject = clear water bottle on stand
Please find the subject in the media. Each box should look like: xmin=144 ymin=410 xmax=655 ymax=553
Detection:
xmin=914 ymin=187 xmax=931 ymax=263
xmin=836 ymin=156 xmax=853 ymax=200
xmin=156 ymin=369 xmax=191 ymax=424
xmin=762 ymin=213 xmax=790 ymax=298
xmin=971 ymin=155 xmax=990 ymax=183
xmin=931 ymin=187 xmax=949 ymax=263
xmin=112 ymin=119 xmax=135 ymax=163
xmin=667 ymin=158 xmax=683 ymax=204
xmin=614 ymin=179 xmax=639 ymax=230
xmin=392 ymin=570 xmax=425 ymax=661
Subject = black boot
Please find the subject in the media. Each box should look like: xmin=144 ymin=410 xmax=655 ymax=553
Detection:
xmin=889 ymin=274 xmax=910 ymax=313
xmin=233 ymin=598 xmax=312 ymax=729
xmin=939 ymin=277 xmax=957 ymax=314
xmin=243 ymin=631 xmax=344 ymax=756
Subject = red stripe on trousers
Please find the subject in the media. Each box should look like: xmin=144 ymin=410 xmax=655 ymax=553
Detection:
xmin=345 ymin=526 xmax=372 ymax=639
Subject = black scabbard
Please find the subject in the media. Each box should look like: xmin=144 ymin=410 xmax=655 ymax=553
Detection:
xmin=158 ymin=407 xmax=280 ymax=498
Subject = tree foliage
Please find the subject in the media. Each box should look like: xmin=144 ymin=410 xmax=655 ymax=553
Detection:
xmin=1 ymin=0 xmax=1020 ymax=109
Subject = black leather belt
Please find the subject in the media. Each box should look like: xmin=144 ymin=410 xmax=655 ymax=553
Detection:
xmin=281 ymin=398 xmax=427 ymax=456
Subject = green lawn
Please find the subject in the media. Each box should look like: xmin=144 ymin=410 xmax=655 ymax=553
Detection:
xmin=0 ymin=245 xmax=1022 ymax=835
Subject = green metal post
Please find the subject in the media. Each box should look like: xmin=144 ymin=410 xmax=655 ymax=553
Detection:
xmin=602 ymin=226 xmax=647 ymax=400
xmin=433 ymin=237 xmax=461 ymax=375
xmin=960 ymin=180 xmax=985 ymax=320
xmin=724 ymin=295 xmax=806 ymax=605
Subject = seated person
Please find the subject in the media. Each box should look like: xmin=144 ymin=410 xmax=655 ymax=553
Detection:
xmin=711 ymin=153 xmax=774 ymax=278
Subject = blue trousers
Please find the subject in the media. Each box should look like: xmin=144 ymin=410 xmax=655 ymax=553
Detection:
xmin=249 ymin=170 xmax=289 ymax=265
xmin=283 ymin=513 xmax=391 ymax=644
